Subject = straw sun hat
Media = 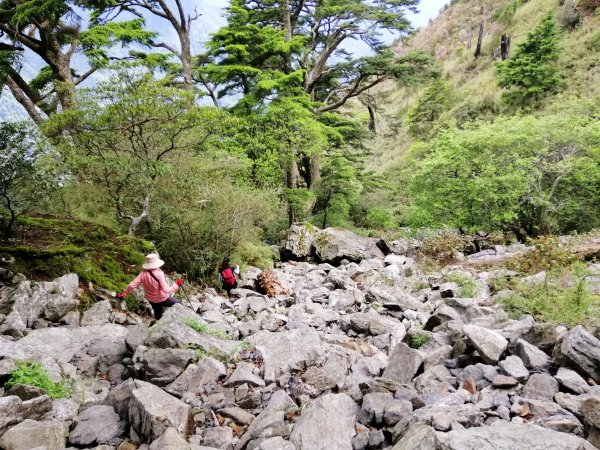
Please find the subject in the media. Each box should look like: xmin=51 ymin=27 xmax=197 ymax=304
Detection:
xmin=142 ymin=253 xmax=165 ymax=270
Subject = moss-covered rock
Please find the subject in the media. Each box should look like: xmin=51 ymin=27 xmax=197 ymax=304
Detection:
xmin=0 ymin=215 xmax=154 ymax=291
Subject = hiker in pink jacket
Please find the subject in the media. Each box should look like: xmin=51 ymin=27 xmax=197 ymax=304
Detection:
xmin=117 ymin=253 xmax=182 ymax=320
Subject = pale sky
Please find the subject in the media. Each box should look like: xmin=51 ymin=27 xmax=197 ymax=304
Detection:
xmin=409 ymin=0 xmax=450 ymax=28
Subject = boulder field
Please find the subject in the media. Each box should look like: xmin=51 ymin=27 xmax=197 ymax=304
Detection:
xmin=0 ymin=226 xmax=599 ymax=449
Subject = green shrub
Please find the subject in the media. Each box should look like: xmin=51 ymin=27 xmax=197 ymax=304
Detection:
xmin=5 ymin=361 xmax=70 ymax=399
xmin=364 ymin=207 xmax=397 ymax=230
xmin=409 ymin=333 xmax=430 ymax=349
xmin=444 ymin=273 xmax=476 ymax=298
xmin=508 ymin=235 xmax=578 ymax=274
xmin=499 ymin=264 xmax=599 ymax=328
xmin=232 ymin=241 xmax=274 ymax=271
xmin=418 ymin=232 xmax=468 ymax=266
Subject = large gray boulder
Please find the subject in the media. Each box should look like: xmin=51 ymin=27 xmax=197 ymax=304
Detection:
xmin=515 ymin=339 xmax=550 ymax=369
xmin=0 ymin=323 xmax=128 ymax=382
xmin=0 ymin=274 xmax=79 ymax=336
xmin=0 ymin=419 xmax=68 ymax=450
xmin=382 ymin=343 xmax=424 ymax=384
xmin=69 ymin=405 xmax=126 ymax=446
xmin=313 ymin=228 xmax=385 ymax=263
xmin=0 ymin=395 xmax=53 ymax=435
xmin=141 ymin=348 xmax=196 ymax=386
xmin=282 ymin=223 xmax=316 ymax=259
xmin=463 ymin=324 xmax=508 ymax=364
xmin=436 ymin=422 xmax=595 ymax=449
xmin=290 ymin=393 xmax=358 ymax=450
xmin=145 ymin=305 xmax=238 ymax=359
xmin=247 ymin=329 xmax=326 ymax=382
xmin=555 ymin=367 xmax=591 ymax=395
xmin=149 ymin=427 xmax=192 ymax=450
xmin=128 ymin=380 xmax=192 ymax=442
xmin=555 ymin=326 xmax=600 ymax=383
xmin=166 ymin=357 xmax=226 ymax=397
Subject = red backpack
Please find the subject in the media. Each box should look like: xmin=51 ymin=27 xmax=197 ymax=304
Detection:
xmin=221 ymin=267 xmax=236 ymax=286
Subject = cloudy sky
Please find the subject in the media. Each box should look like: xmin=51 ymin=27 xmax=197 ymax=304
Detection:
xmin=410 ymin=0 xmax=450 ymax=28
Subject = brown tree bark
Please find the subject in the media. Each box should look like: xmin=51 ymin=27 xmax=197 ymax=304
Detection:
xmin=500 ymin=34 xmax=511 ymax=60
xmin=474 ymin=21 xmax=484 ymax=58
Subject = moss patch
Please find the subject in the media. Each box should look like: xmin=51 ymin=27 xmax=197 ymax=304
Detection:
xmin=1 ymin=215 xmax=152 ymax=291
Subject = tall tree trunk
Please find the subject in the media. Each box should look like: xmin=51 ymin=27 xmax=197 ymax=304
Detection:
xmin=286 ymin=157 xmax=300 ymax=225
xmin=5 ymin=77 xmax=45 ymax=125
xmin=321 ymin=189 xmax=332 ymax=229
xmin=368 ymin=104 xmax=377 ymax=133
xmin=474 ymin=21 xmax=484 ymax=58
xmin=179 ymin=29 xmax=193 ymax=90
xmin=309 ymin=153 xmax=320 ymax=187
xmin=500 ymin=34 xmax=511 ymax=60
xmin=282 ymin=0 xmax=293 ymax=73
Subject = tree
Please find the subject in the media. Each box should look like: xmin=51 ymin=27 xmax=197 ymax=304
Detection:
xmin=44 ymin=72 xmax=229 ymax=235
xmin=0 ymin=0 xmax=154 ymax=123
xmin=406 ymin=114 xmax=600 ymax=240
xmin=201 ymin=0 xmax=433 ymax=113
xmin=406 ymin=79 xmax=452 ymax=139
xmin=87 ymin=0 xmax=202 ymax=91
xmin=496 ymin=13 xmax=561 ymax=107
xmin=0 ymin=122 xmax=54 ymax=236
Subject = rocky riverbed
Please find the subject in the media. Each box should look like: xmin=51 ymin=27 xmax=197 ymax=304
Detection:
xmin=0 ymin=225 xmax=600 ymax=450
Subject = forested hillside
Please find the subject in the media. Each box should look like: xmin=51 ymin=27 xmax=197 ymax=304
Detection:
xmin=0 ymin=0 xmax=599 ymax=280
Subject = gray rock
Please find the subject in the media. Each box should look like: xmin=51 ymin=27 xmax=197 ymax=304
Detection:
xmin=391 ymin=424 xmax=438 ymax=450
xmin=358 ymin=392 xmax=393 ymax=425
xmin=141 ymin=348 xmax=196 ymax=386
xmin=149 ymin=427 xmax=191 ymax=450
xmin=202 ymin=426 xmax=233 ymax=449
xmin=5 ymin=383 xmax=47 ymax=400
xmin=0 ymin=419 xmax=68 ymax=450
xmin=282 ymin=224 xmax=316 ymax=259
xmin=313 ymin=228 xmax=385 ymax=263
xmin=463 ymin=324 xmax=508 ymax=364
xmin=247 ymin=329 xmax=325 ymax=383
xmin=225 ymin=361 xmax=265 ymax=387
xmin=384 ymin=400 xmax=413 ymax=426
xmin=436 ymin=421 xmax=595 ymax=449
xmin=128 ymin=380 xmax=192 ymax=441
xmin=498 ymin=355 xmax=529 ymax=382
xmin=257 ymin=437 xmax=296 ymax=450
xmin=522 ymin=373 xmax=559 ymax=401
xmin=81 ymin=300 xmax=113 ymax=326
xmin=166 ymin=358 xmax=226 ymax=397
xmin=290 ymin=393 xmax=358 ymax=450
xmin=218 ymin=407 xmax=255 ymax=426
xmin=555 ymin=325 xmax=600 ymax=383
xmin=0 ymin=274 xmax=79 ymax=336
xmin=382 ymin=343 xmax=424 ymax=384
xmin=145 ymin=305 xmax=238 ymax=359
xmin=104 ymin=379 xmax=135 ymax=420
xmin=555 ymin=367 xmax=590 ymax=394
xmin=235 ymin=390 xmax=296 ymax=450
xmin=69 ymin=405 xmax=126 ymax=446
xmin=515 ymin=339 xmax=550 ymax=369
xmin=0 ymin=395 xmax=52 ymax=435
xmin=580 ymin=396 xmax=600 ymax=428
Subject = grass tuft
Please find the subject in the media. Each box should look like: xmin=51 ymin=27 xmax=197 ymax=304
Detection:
xmin=5 ymin=361 xmax=70 ymax=399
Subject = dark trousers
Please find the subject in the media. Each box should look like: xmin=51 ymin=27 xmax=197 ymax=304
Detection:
xmin=224 ymin=282 xmax=238 ymax=297
xmin=150 ymin=296 xmax=180 ymax=320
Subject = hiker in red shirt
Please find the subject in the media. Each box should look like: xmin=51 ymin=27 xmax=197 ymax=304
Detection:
xmin=117 ymin=253 xmax=182 ymax=320
xmin=218 ymin=256 xmax=239 ymax=297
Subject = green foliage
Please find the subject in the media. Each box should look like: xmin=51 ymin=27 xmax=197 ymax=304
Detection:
xmin=406 ymin=114 xmax=600 ymax=239
xmin=0 ymin=122 xmax=57 ymax=236
xmin=312 ymin=153 xmax=362 ymax=229
xmin=492 ymin=0 xmax=524 ymax=25
xmin=496 ymin=13 xmax=561 ymax=107
xmin=500 ymin=264 xmax=599 ymax=328
xmin=417 ymin=232 xmax=468 ymax=266
xmin=6 ymin=361 xmax=70 ymax=399
xmin=184 ymin=318 xmax=229 ymax=340
xmin=45 ymin=72 xmax=230 ymax=236
xmin=508 ymin=235 xmax=578 ymax=274
xmin=444 ymin=273 xmax=476 ymax=298
xmin=363 ymin=207 xmax=398 ymax=230
xmin=407 ymin=79 xmax=453 ymax=139
xmin=409 ymin=333 xmax=430 ymax=349
xmin=232 ymin=241 xmax=274 ymax=271
xmin=3 ymin=215 xmax=149 ymax=291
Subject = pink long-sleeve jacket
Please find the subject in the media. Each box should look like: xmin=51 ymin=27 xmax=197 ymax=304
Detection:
xmin=122 ymin=269 xmax=179 ymax=303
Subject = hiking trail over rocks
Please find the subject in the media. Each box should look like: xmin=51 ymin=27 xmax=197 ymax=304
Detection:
xmin=1 ymin=224 xmax=600 ymax=450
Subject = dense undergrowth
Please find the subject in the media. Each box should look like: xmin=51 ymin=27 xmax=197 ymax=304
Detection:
xmin=0 ymin=215 xmax=152 ymax=291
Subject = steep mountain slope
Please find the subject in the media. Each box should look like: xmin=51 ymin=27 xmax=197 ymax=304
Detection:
xmin=364 ymin=0 xmax=600 ymax=171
